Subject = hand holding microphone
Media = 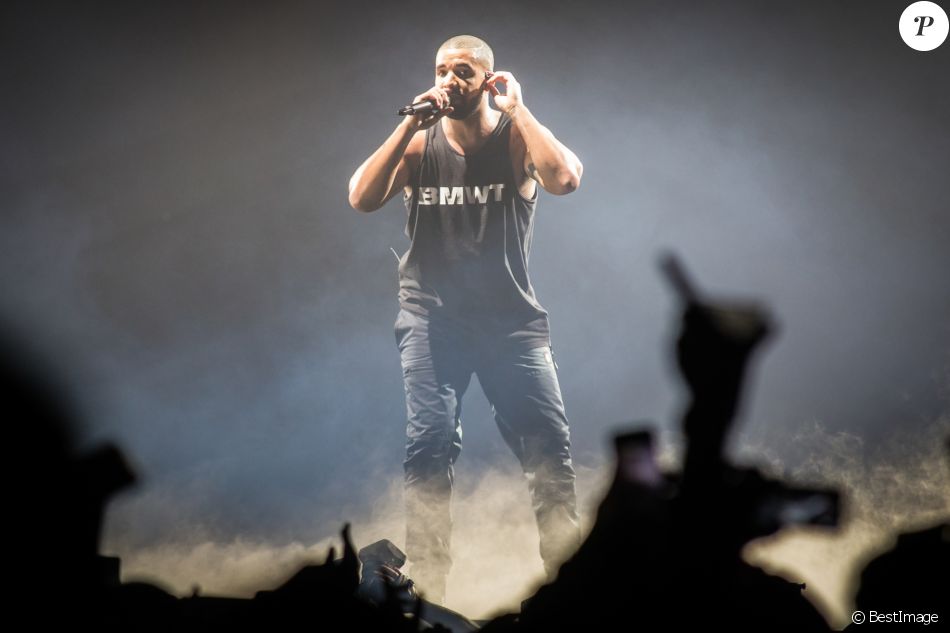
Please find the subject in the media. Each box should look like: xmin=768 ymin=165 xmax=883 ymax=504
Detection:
xmin=398 ymin=86 xmax=454 ymax=130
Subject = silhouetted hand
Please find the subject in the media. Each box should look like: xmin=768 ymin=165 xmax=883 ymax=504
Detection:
xmin=677 ymin=301 xmax=772 ymax=398
xmin=675 ymin=299 xmax=775 ymax=484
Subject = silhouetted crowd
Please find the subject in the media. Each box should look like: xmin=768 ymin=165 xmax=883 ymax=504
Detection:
xmin=5 ymin=258 xmax=947 ymax=631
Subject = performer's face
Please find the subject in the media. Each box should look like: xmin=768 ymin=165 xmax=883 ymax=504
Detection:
xmin=435 ymin=48 xmax=489 ymax=120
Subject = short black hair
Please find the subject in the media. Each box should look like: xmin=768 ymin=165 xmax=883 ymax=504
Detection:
xmin=436 ymin=35 xmax=494 ymax=72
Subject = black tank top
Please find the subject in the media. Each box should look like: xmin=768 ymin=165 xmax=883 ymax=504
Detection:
xmin=397 ymin=112 xmax=551 ymax=347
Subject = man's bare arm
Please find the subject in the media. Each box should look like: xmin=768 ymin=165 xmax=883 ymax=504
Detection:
xmin=487 ymin=71 xmax=583 ymax=195
xmin=347 ymin=87 xmax=455 ymax=213
xmin=515 ymin=107 xmax=583 ymax=195
xmin=348 ymin=118 xmax=418 ymax=213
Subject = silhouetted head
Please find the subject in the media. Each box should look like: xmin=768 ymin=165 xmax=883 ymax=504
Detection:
xmin=1 ymin=325 xmax=135 ymax=596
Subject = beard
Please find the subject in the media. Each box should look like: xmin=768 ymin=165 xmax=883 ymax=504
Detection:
xmin=445 ymin=91 xmax=482 ymax=120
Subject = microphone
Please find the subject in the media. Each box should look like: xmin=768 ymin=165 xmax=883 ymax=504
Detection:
xmin=398 ymin=100 xmax=441 ymax=116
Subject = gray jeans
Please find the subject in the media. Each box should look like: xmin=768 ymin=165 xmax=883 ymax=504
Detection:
xmin=394 ymin=307 xmax=581 ymax=598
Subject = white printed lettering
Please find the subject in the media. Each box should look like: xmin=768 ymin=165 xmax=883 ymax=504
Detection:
xmin=490 ymin=183 xmax=505 ymax=201
xmin=419 ymin=186 xmax=437 ymax=205
xmin=465 ymin=185 xmax=490 ymax=204
xmin=440 ymin=186 xmax=464 ymax=205
xmin=416 ymin=184 xmax=506 ymax=206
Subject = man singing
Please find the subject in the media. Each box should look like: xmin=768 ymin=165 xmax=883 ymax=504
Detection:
xmin=348 ymin=34 xmax=583 ymax=604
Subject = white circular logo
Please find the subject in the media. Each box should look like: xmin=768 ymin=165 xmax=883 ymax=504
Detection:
xmin=900 ymin=2 xmax=948 ymax=50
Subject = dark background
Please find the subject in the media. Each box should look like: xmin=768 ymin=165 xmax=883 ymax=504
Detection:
xmin=2 ymin=0 xmax=948 ymax=618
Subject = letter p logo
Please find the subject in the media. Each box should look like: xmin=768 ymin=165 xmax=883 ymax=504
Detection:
xmin=915 ymin=15 xmax=935 ymax=35
xmin=900 ymin=2 xmax=948 ymax=50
